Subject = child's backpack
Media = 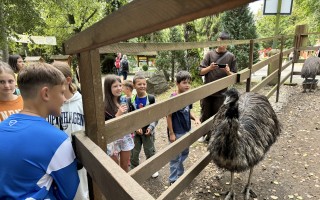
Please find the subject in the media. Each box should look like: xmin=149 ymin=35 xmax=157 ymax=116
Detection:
xmin=115 ymin=58 xmax=121 ymax=69
xmin=122 ymin=60 xmax=129 ymax=71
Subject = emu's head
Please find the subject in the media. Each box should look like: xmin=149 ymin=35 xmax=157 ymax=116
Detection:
xmin=223 ymin=88 xmax=240 ymax=119
xmin=223 ymin=88 xmax=239 ymax=105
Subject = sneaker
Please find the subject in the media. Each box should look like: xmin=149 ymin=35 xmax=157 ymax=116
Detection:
xmin=152 ymin=171 xmax=159 ymax=178
xmin=197 ymin=136 xmax=206 ymax=143
xmin=169 ymin=181 xmax=175 ymax=186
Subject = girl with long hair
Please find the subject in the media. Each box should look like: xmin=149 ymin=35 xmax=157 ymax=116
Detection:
xmin=104 ymin=74 xmax=134 ymax=172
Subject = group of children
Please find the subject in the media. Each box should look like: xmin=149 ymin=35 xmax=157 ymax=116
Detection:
xmin=104 ymin=71 xmax=200 ymax=184
xmin=0 ymin=55 xmax=200 ymax=198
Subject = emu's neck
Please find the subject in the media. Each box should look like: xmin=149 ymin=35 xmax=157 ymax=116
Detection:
xmin=225 ymin=102 xmax=239 ymax=119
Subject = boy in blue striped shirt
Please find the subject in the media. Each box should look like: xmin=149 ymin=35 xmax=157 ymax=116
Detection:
xmin=0 ymin=63 xmax=79 ymax=199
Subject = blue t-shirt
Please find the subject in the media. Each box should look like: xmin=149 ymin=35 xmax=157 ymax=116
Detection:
xmin=134 ymin=96 xmax=147 ymax=110
xmin=170 ymin=93 xmax=193 ymax=134
xmin=0 ymin=114 xmax=79 ymax=199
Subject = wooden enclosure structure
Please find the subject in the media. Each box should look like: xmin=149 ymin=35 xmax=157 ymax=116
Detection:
xmin=63 ymin=0 xmax=320 ymax=199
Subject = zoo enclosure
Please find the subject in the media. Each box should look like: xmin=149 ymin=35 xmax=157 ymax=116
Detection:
xmin=63 ymin=0 xmax=320 ymax=199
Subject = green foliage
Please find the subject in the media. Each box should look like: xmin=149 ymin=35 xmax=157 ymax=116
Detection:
xmin=155 ymin=26 xmax=185 ymax=81
xmin=220 ymin=5 xmax=259 ymax=71
xmin=142 ymin=65 xmax=148 ymax=71
xmin=256 ymin=0 xmax=320 ymax=48
xmin=195 ymin=15 xmax=221 ymax=41
xmin=31 ymin=0 xmax=106 ymax=56
xmin=184 ymin=22 xmax=202 ymax=85
xmin=105 ymin=0 xmax=128 ymax=15
xmin=0 ymin=0 xmax=45 ymax=60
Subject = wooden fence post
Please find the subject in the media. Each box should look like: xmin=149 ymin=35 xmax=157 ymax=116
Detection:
xmin=79 ymin=50 xmax=106 ymax=200
xmin=246 ymin=39 xmax=254 ymax=92
xmin=290 ymin=25 xmax=308 ymax=83
xmin=276 ymin=36 xmax=284 ymax=102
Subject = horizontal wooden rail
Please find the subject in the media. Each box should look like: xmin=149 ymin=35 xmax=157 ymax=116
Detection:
xmin=297 ymin=46 xmax=320 ymax=51
xmin=282 ymin=47 xmax=294 ymax=55
xmin=252 ymin=53 xmax=280 ymax=73
xmin=266 ymin=72 xmax=291 ymax=98
xmin=253 ymin=35 xmax=282 ymax=43
xmin=300 ymin=32 xmax=320 ymax=36
xmin=281 ymin=60 xmax=292 ymax=71
xmin=237 ymin=68 xmax=251 ymax=82
xmin=293 ymin=71 xmax=302 ymax=75
xmin=73 ymin=131 xmax=155 ymax=200
xmin=104 ymin=74 xmax=237 ymax=144
xmin=157 ymin=152 xmax=211 ymax=200
xmin=99 ymin=40 xmax=250 ymax=54
xmin=64 ymin=0 xmax=256 ymax=54
xmin=251 ymin=69 xmax=278 ymax=93
xmin=129 ymin=115 xmax=213 ymax=183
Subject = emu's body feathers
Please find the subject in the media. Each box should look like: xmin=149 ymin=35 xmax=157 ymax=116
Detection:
xmin=208 ymin=89 xmax=281 ymax=173
xmin=301 ymin=56 xmax=320 ymax=79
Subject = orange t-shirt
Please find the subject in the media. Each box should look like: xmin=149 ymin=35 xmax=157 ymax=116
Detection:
xmin=0 ymin=95 xmax=24 ymax=122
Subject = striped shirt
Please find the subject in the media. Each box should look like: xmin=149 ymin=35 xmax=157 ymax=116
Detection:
xmin=0 ymin=114 xmax=79 ymax=199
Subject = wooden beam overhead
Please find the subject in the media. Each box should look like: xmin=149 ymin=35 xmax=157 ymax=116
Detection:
xmin=64 ymin=0 xmax=257 ymax=54
xmin=99 ymin=40 xmax=250 ymax=54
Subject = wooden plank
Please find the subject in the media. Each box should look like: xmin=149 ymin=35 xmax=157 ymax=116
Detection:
xmin=99 ymin=40 xmax=250 ymax=54
xmin=296 ymin=59 xmax=305 ymax=63
xmin=275 ymin=36 xmax=285 ymax=102
xmin=64 ymin=0 xmax=257 ymax=54
xmin=281 ymin=60 xmax=292 ymax=71
xmin=282 ymin=47 xmax=294 ymax=55
xmin=266 ymin=72 xmax=291 ymax=98
xmin=246 ymin=39 xmax=254 ymax=92
xmin=104 ymin=74 xmax=237 ymax=144
xmin=157 ymin=152 xmax=211 ymax=200
xmin=300 ymin=32 xmax=320 ymax=36
xmin=74 ymin=131 xmax=155 ymax=200
xmin=251 ymin=69 xmax=278 ymax=93
xmin=252 ymin=54 xmax=280 ymax=73
xmin=237 ymin=68 xmax=251 ymax=82
xmin=253 ymin=36 xmax=282 ymax=43
xmin=79 ymin=50 xmax=105 ymax=148
xmin=293 ymin=71 xmax=301 ymax=75
xmin=129 ymin=116 xmax=214 ymax=183
xmin=297 ymin=46 xmax=320 ymax=51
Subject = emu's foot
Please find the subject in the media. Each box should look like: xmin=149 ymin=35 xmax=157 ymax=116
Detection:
xmin=222 ymin=190 xmax=235 ymax=200
xmin=241 ymin=185 xmax=257 ymax=200
xmin=214 ymin=168 xmax=226 ymax=180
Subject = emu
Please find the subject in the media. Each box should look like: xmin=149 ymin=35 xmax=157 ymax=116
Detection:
xmin=301 ymin=56 xmax=320 ymax=92
xmin=208 ymin=88 xmax=281 ymax=200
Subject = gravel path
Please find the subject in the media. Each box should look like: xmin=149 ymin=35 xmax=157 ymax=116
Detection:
xmin=137 ymin=84 xmax=320 ymax=200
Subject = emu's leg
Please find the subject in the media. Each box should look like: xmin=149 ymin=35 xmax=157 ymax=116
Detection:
xmin=303 ymin=78 xmax=307 ymax=93
xmin=311 ymin=77 xmax=316 ymax=92
xmin=242 ymin=168 xmax=257 ymax=200
xmin=224 ymin=172 xmax=235 ymax=200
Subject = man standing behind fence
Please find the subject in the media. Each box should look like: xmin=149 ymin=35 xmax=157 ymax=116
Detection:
xmin=198 ymin=31 xmax=237 ymax=143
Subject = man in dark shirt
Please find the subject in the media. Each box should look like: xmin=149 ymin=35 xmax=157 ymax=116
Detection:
xmin=198 ymin=31 xmax=237 ymax=143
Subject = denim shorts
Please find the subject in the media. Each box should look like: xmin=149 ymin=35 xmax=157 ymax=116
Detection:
xmin=107 ymin=134 xmax=134 ymax=157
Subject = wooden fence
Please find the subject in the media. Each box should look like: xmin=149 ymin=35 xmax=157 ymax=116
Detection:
xmin=63 ymin=0 xmax=320 ymax=199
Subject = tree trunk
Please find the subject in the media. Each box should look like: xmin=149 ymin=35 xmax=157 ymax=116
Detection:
xmin=0 ymin=1 xmax=8 ymax=62
xmin=171 ymin=56 xmax=174 ymax=82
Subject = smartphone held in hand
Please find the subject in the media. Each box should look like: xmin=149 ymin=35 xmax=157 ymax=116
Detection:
xmin=217 ymin=64 xmax=227 ymax=68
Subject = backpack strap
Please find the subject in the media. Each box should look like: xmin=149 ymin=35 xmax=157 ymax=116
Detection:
xmin=148 ymin=94 xmax=155 ymax=105
xmin=215 ymin=51 xmax=230 ymax=64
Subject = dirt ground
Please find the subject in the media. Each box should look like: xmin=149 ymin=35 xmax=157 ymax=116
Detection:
xmin=137 ymin=84 xmax=320 ymax=200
